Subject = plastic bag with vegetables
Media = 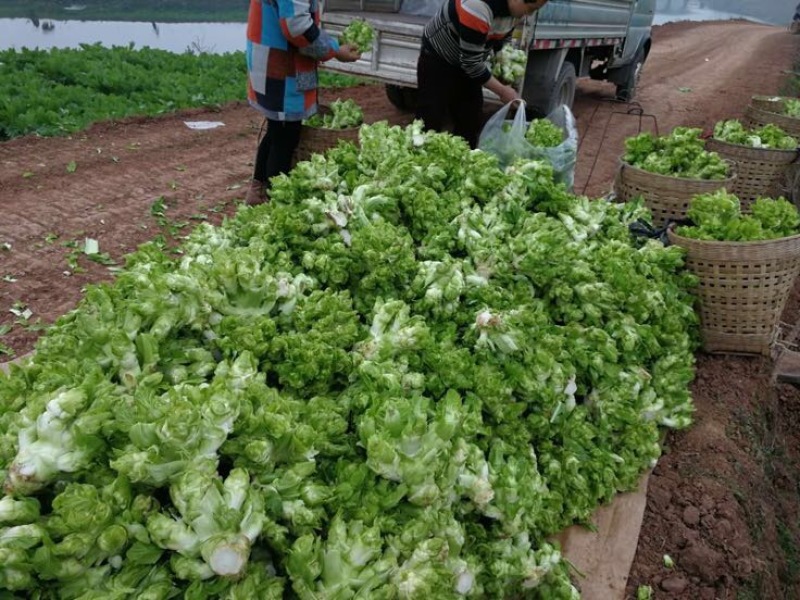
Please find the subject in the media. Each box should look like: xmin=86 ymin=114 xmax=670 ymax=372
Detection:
xmin=478 ymin=101 xmax=579 ymax=189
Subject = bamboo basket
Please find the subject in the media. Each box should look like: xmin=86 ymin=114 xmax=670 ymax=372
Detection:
xmin=751 ymin=95 xmax=788 ymax=114
xmin=705 ymin=138 xmax=798 ymax=211
xmin=614 ymin=161 xmax=737 ymax=226
xmin=293 ymin=105 xmax=361 ymax=165
xmin=745 ymin=105 xmax=800 ymax=138
xmin=668 ymin=228 xmax=800 ymax=355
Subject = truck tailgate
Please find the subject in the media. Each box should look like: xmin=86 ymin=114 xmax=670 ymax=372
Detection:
xmin=322 ymin=11 xmax=427 ymax=85
xmin=534 ymin=0 xmax=637 ymax=40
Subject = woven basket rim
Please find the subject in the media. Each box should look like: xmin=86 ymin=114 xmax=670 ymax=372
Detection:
xmin=752 ymin=95 xmax=789 ymax=102
xmin=707 ymin=137 xmax=799 ymax=158
xmin=667 ymin=226 xmax=800 ymax=249
xmin=620 ymin=159 xmax=737 ymax=184
xmin=747 ymin=104 xmax=800 ymax=122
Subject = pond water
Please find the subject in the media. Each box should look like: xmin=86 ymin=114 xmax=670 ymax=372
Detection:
xmin=0 ymin=18 xmax=246 ymax=54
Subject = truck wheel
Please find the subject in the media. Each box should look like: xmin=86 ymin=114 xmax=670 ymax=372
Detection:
xmin=385 ymin=84 xmax=417 ymax=112
xmin=530 ymin=62 xmax=576 ymax=117
xmin=616 ymin=46 xmax=645 ymax=102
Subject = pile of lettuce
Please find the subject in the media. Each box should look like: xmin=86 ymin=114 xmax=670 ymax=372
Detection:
xmin=303 ymin=99 xmax=363 ymax=130
xmin=713 ymin=120 xmax=797 ymax=150
xmin=623 ymin=127 xmax=729 ymax=180
xmin=492 ymin=45 xmax=527 ymax=86
xmin=676 ymin=190 xmax=800 ymax=242
xmin=0 ymin=122 xmax=699 ymax=599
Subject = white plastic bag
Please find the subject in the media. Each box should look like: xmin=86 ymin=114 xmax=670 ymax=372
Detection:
xmin=477 ymin=99 xmax=532 ymax=170
xmin=531 ymin=105 xmax=579 ymax=190
xmin=478 ymin=101 xmax=579 ymax=190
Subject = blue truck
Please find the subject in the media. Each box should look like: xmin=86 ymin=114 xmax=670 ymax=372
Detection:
xmin=321 ymin=0 xmax=656 ymax=115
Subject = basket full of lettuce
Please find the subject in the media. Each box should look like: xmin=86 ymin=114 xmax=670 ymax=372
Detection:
xmin=295 ymin=98 xmax=364 ymax=164
xmin=750 ymin=95 xmax=796 ymax=114
xmin=668 ymin=190 xmax=800 ymax=355
xmin=745 ymin=96 xmax=800 ymax=137
xmin=0 ymin=121 xmax=700 ymax=598
xmin=615 ymin=127 xmax=736 ymax=226
xmin=707 ymin=119 xmax=798 ymax=209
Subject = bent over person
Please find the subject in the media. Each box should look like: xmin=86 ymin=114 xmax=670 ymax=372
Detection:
xmin=245 ymin=0 xmax=360 ymax=205
xmin=416 ymin=0 xmax=549 ymax=149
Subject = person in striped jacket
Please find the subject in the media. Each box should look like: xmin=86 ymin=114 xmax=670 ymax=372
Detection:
xmin=417 ymin=0 xmax=549 ymax=148
xmin=244 ymin=0 xmax=361 ymax=205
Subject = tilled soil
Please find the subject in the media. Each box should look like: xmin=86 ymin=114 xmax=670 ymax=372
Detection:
xmin=1 ymin=18 xmax=799 ymax=600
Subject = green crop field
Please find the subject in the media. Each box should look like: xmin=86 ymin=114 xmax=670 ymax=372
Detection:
xmin=0 ymin=45 xmax=363 ymax=140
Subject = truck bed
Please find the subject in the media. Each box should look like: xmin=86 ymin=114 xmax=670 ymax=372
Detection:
xmin=322 ymin=0 xmax=639 ymax=86
xmin=322 ymin=11 xmax=428 ymax=86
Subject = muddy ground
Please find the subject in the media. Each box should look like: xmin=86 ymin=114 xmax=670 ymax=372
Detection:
xmin=1 ymin=19 xmax=799 ymax=600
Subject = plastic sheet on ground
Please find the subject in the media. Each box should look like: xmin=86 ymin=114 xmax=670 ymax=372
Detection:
xmin=553 ymin=469 xmax=652 ymax=599
xmin=184 ymin=121 xmax=225 ymax=130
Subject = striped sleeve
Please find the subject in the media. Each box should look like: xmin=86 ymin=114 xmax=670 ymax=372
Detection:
xmin=454 ymin=0 xmax=493 ymax=82
xmin=275 ymin=0 xmax=339 ymax=60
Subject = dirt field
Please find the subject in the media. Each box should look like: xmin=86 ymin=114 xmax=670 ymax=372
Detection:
xmin=1 ymin=19 xmax=799 ymax=600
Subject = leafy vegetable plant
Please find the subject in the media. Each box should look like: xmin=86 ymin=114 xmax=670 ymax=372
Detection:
xmin=339 ymin=19 xmax=374 ymax=54
xmin=624 ymin=127 xmax=729 ymax=180
xmin=526 ymin=118 xmax=563 ymax=148
xmin=492 ymin=45 xmax=527 ymax=86
xmin=713 ymin=119 xmax=797 ymax=150
xmin=304 ymin=98 xmax=364 ymax=129
xmin=784 ymin=98 xmax=800 ymax=118
xmin=676 ymin=189 xmax=800 ymax=241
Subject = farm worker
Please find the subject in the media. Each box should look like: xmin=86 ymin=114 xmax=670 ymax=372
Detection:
xmin=793 ymin=3 xmax=800 ymax=34
xmin=244 ymin=0 xmax=361 ymax=205
xmin=416 ymin=0 xmax=550 ymax=149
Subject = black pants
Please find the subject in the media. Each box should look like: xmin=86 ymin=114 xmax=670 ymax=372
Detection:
xmin=253 ymin=119 xmax=302 ymax=185
xmin=415 ymin=50 xmax=485 ymax=149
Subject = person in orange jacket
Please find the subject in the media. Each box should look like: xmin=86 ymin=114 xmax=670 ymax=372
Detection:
xmin=244 ymin=0 xmax=360 ymax=205
xmin=415 ymin=0 xmax=549 ymax=149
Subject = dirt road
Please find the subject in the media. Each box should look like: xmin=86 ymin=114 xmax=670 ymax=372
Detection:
xmin=574 ymin=20 xmax=798 ymax=196
xmin=1 ymin=18 xmax=799 ymax=600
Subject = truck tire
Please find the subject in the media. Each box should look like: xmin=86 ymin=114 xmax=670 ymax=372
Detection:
xmin=385 ymin=84 xmax=417 ymax=112
xmin=551 ymin=62 xmax=577 ymax=113
xmin=615 ymin=46 xmax=645 ymax=102
xmin=525 ymin=61 xmax=577 ymax=117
